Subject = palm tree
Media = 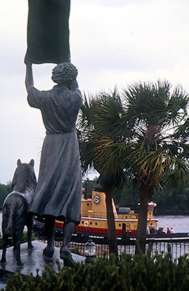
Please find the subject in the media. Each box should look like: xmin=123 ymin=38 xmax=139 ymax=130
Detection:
xmin=175 ymin=117 xmax=189 ymax=141
xmin=78 ymin=90 xmax=125 ymax=254
xmin=78 ymin=81 xmax=189 ymax=254
xmin=124 ymin=81 xmax=189 ymax=253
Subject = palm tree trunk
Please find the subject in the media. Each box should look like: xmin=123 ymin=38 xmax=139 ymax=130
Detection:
xmin=105 ymin=192 xmax=118 ymax=255
xmin=135 ymin=189 xmax=149 ymax=254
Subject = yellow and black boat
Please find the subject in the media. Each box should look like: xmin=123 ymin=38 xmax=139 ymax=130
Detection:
xmin=55 ymin=191 xmax=158 ymax=237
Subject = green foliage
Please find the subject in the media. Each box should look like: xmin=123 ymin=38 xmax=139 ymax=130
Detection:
xmin=115 ymin=179 xmax=189 ymax=215
xmin=0 ymin=183 xmax=11 ymax=209
xmin=5 ymin=255 xmax=189 ymax=291
xmin=79 ymin=81 xmax=189 ymax=194
xmin=154 ymin=185 xmax=189 ymax=215
xmin=79 ymin=82 xmax=189 ymax=252
xmin=82 ymin=179 xmax=98 ymax=199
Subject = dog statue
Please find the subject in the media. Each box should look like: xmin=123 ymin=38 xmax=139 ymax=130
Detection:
xmin=1 ymin=159 xmax=37 ymax=266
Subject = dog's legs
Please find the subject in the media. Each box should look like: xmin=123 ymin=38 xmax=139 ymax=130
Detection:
xmin=27 ymin=214 xmax=33 ymax=249
xmin=14 ymin=231 xmax=23 ymax=266
xmin=1 ymin=234 xmax=9 ymax=263
xmin=13 ymin=233 xmax=17 ymax=253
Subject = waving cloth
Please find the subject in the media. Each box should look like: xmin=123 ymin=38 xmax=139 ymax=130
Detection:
xmin=25 ymin=0 xmax=71 ymax=64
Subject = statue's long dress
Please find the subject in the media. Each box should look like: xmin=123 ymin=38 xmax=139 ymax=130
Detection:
xmin=28 ymin=85 xmax=82 ymax=223
xmin=25 ymin=0 xmax=70 ymax=64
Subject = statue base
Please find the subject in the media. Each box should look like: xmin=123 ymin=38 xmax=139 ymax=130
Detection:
xmin=0 ymin=240 xmax=85 ymax=277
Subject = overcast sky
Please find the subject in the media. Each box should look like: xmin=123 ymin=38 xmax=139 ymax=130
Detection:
xmin=0 ymin=0 xmax=189 ymax=183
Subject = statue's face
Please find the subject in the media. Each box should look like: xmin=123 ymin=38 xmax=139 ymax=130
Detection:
xmin=52 ymin=74 xmax=72 ymax=89
xmin=51 ymin=74 xmax=57 ymax=83
xmin=51 ymin=72 xmax=63 ymax=84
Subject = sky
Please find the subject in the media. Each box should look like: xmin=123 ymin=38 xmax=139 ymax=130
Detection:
xmin=0 ymin=0 xmax=189 ymax=183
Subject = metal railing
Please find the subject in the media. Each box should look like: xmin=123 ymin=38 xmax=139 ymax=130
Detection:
xmin=54 ymin=236 xmax=189 ymax=260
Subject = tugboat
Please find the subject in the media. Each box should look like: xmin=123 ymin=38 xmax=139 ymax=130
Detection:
xmin=55 ymin=191 xmax=158 ymax=238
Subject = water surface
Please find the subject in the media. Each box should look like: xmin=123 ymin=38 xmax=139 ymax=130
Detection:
xmin=0 ymin=212 xmax=189 ymax=234
xmin=156 ymin=216 xmax=189 ymax=233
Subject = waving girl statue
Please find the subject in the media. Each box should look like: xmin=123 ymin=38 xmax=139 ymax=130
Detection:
xmin=25 ymin=62 xmax=82 ymax=266
xmin=25 ymin=0 xmax=82 ymax=265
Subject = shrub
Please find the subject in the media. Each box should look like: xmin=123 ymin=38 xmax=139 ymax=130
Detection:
xmin=5 ymin=254 xmax=189 ymax=291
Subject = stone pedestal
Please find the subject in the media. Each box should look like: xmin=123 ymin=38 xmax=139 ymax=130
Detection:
xmin=0 ymin=240 xmax=85 ymax=277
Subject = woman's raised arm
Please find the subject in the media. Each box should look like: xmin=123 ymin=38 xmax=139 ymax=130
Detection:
xmin=25 ymin=63 xmax=34 ymax=93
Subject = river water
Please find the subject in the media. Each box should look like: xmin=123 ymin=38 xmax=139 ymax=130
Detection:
xmin=0 ymin=213 xmax=188 ymax=234
xmin=156 ymin=216 xmax=189 ymax=233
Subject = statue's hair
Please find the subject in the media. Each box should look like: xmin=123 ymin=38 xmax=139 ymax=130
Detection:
xmin=52 ymin=62 xmax=78 ymax=84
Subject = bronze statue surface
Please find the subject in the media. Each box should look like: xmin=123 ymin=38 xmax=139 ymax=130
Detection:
xmin=25 ymin=0 xmax=71 ymax=64
xmin=24 ymin=0 xmax=82 ymax=266
xmin=1 ymin=159 xmax=37 ymax=266
xmin=25 ymin=63 xmax=82 ymax=265
xmin=27 ymin=64 xmax=82 ymax=222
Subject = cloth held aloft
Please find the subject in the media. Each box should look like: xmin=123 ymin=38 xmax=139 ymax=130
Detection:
xmin=25 ymin=0 xmax=71 ymax=64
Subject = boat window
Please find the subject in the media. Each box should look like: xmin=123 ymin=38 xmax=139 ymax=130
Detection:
xmin=90 ymin=222 xmax=93 ymax=225
xmin=95 ymin=222 xmax=98 ymax=225
xmin=119 ymin=224 xmax=121 ymax=227
xmin=87 ymin=203 xmax=90 ymax=206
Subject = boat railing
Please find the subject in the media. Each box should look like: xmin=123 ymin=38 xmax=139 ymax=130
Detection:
xmin=83 ymin=211 xmax=109 ymax=219
xmin=82 ymin=211 xmax=139 ymax=220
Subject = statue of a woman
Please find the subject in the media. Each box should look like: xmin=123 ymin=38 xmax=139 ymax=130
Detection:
xmin=25 ymin=63 xmax=82 ymax=265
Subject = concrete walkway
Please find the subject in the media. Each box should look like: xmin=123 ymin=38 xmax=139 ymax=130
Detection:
xmin=0 ymin=240 xmax=85 ymax=277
